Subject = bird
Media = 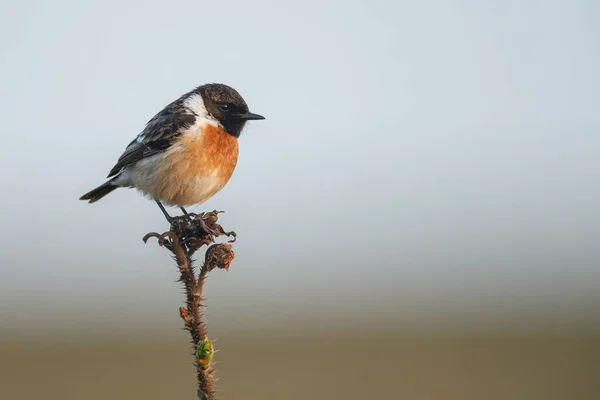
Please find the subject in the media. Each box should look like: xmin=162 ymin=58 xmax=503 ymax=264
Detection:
xmin=79 ymin=83 xmax=265 ymax=222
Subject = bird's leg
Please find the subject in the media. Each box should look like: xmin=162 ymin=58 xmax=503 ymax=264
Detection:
xmin=155 ymin=200 xmax=174 ymax=223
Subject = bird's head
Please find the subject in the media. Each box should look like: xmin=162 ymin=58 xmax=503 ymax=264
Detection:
xmin=196 ymin=83 xmax=265 ymax=137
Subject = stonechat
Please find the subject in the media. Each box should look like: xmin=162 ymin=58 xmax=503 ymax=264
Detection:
xmin=80 ymin=83 xmax=264 ymax=221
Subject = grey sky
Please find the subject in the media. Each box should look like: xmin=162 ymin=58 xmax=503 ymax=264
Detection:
xmin=1 ymin=0 xmax=599 ymax=331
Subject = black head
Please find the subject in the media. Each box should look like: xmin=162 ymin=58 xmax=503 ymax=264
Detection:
xmin=197 ymin=83 xmax=265 ymax=137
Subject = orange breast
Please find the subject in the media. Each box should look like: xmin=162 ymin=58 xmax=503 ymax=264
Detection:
xmin=153 ymin=123 xmax=239 ymax=206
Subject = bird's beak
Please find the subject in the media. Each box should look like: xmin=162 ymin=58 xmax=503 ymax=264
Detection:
xmin=237 ymin=112 xmax=265 ymax=121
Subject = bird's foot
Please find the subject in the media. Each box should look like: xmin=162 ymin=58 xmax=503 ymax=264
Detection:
xmin=179 ymin=207 xmax=197 ymax=222
xmin=168 ymin=211 xmax=236 ymax=249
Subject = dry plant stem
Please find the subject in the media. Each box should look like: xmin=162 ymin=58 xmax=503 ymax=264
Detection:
xmin=143 ymin=211 xmax=236 ymax=400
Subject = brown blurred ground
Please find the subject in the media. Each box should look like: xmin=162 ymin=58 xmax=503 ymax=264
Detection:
xmin=1 ymin=328 xmax=598 ymax=400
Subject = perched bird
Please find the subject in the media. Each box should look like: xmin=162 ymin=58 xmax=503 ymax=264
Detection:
xmin=80 ymin=83 xmax=264 ymax=222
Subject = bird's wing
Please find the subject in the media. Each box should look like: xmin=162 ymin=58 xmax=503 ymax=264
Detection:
xmin=106 ymin=98 xmax=197 ymax=178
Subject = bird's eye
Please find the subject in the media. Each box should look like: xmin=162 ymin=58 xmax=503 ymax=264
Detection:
xmin=218 ymin=103 xmax=230 ymax=112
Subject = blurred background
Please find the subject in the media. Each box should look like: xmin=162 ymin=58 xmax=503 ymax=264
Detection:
xmin=1 ymin=0 xmax=599 ymax=399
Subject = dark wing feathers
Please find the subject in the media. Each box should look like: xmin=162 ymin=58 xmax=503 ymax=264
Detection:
xmin=106 ymin=98 xmax=196 ymax=178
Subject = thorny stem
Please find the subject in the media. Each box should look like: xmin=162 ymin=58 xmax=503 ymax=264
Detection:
xmin=143 ymin=211 xmax=236 ymax=400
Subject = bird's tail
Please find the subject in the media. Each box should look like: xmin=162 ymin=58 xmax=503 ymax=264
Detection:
xmin=79 ymin=179 xmax=119 ymax=203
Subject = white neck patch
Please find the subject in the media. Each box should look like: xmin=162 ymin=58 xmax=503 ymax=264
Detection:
xmin=183 ymin=93 xmax=221 ymax=128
